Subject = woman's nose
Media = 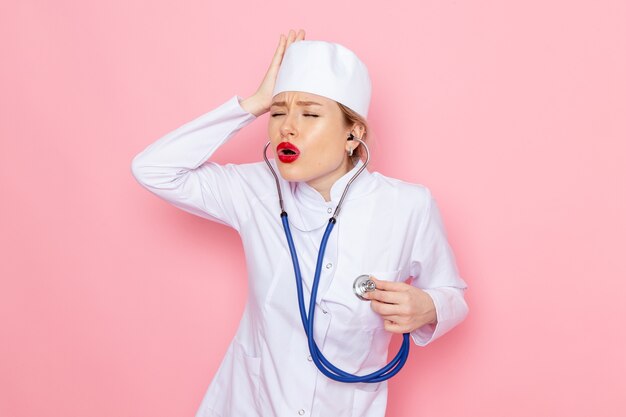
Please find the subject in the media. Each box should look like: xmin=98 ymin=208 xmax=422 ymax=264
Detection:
xmin=279 ymin=114 xmax=297 ymax=138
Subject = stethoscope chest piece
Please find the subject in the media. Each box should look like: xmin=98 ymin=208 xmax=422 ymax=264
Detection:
xmin=353 ymin=274 xmax=376 ymax=300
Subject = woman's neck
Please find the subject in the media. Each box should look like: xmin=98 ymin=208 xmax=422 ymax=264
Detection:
xmin=306 ymin=158 xmax=355 ymax=202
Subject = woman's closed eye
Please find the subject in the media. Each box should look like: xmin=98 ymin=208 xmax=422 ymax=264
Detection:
xmin=270 ymin=113 xmax=319 ymax=118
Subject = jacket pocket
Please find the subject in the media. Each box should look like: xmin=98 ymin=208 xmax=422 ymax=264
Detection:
xmin=367 ymin=269 xmax=402 ymax=282
xmin=209 ymin=341 xmax=262 ymax=416
xmin=351 ymin=380 xmax=387 ymax=417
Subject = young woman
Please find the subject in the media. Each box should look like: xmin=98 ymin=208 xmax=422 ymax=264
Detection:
xmin=132 ymin=29 xmax=468 ymax=417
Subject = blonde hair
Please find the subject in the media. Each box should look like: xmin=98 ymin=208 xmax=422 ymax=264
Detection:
xmin=336 ymin=102 xmax=369 ymax=165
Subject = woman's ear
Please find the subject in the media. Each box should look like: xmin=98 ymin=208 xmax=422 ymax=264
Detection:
xmin=351 ymin=123 xmax=366 ymax=139
xmin=346 ymin=124 xmax=365 ymax=154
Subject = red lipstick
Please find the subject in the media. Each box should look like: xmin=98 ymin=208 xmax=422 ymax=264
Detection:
xmin=276 ymin=142 xmax=300 ymax=163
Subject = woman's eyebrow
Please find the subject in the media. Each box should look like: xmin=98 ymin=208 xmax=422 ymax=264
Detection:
xmin=271 ymin=100 xmax=323 ymax=107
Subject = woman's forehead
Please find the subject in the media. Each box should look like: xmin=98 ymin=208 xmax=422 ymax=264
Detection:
xmin=271 ymin=91 xmax=334 ymax=106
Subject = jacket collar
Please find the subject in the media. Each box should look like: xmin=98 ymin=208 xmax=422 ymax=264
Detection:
xmin=273 ymin=159 xmax=375 ymax=232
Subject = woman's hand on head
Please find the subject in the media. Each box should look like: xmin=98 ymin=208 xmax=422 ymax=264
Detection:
xmin=240 ymin=29 xmax=305 ymax=117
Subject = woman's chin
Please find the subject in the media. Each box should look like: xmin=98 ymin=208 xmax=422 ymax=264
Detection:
xmin=278 ymin=169 xmax=303 ymax=182
xmin=277 ymin=164 xmax=308 ymax=182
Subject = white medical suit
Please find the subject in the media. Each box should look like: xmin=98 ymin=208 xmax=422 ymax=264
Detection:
xmin=131 ymin=95 xmax=469 ymax=417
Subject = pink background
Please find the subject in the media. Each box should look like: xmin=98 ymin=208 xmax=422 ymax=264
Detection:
xmin=2 ymin=1 xmax=625 ymax=416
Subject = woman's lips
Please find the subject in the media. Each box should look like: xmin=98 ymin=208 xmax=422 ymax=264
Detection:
xmin=276 ymin=142 xmax=300 ymax=163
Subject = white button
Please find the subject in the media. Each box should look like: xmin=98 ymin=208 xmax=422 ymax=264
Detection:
xmin=307 ymin=355 xmax=312 ymax=361
xmin=325 ymin=263 xmax=333 ymax=269
xmin=327 ymin=207 xmax=332 ymax=214
xmin=298 ymin=409 xmax=305 ymax=415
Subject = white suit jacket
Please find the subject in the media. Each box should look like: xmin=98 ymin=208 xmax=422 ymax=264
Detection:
xmin=131 ymin=95 xmax=469 ymax=417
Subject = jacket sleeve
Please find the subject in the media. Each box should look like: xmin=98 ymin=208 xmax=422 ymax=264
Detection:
xmin=130 ymin=95 xmax=257 ymax=231
xmin=409 ymin=188 xmax=469 ymax=346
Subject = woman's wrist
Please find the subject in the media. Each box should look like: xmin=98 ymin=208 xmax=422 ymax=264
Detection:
xmin=240 ymin=95 xmax=268 ymax=117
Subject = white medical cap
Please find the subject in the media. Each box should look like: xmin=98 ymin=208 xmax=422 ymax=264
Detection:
xmin=272 ymin=40 xmax=372 ymax=119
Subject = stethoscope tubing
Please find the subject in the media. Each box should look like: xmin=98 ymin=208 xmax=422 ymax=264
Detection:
xmin=264 ymin=137 xmax=411 ymax=383
xmin=282 ymin=214 xmax=410 ymax=383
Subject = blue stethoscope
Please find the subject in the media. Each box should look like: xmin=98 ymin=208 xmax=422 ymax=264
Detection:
xmin=263 ymin=135 xmax=410 ymax=383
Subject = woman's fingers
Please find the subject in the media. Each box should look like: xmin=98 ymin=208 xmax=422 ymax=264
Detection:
xmin=243 ymin=29 xmax=306 ymax=116
xmin=271 ymin=29 xmax=303 ymax=69
xmin=268 ymin=29 xmax=305 ymax=80
xmin=363 ymin=287 xmax=408 ymax=305
xmin=285 ymin=29 xmax=305 ymax=51
xmin=286 ymin=29 xmax=296 ymax=48
xmin=369 ymin=276 xmax=412 ymax=292
xmin=365 ymin=279 xmax=438 ymax=333
xmin=383 ymin=320 xmax=411 ymax=334
xmin=370 ymin=299 xmax=406 ymax=316
xmin=268 ymin=30 xmax=303 ymax=77
xmin=362 ymin=277 xmax=411 ymax=306
xmin=267 ymin=34 xmax=287 ymax=73
xmin=383 ymin=315 xmax=405 ymax=324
